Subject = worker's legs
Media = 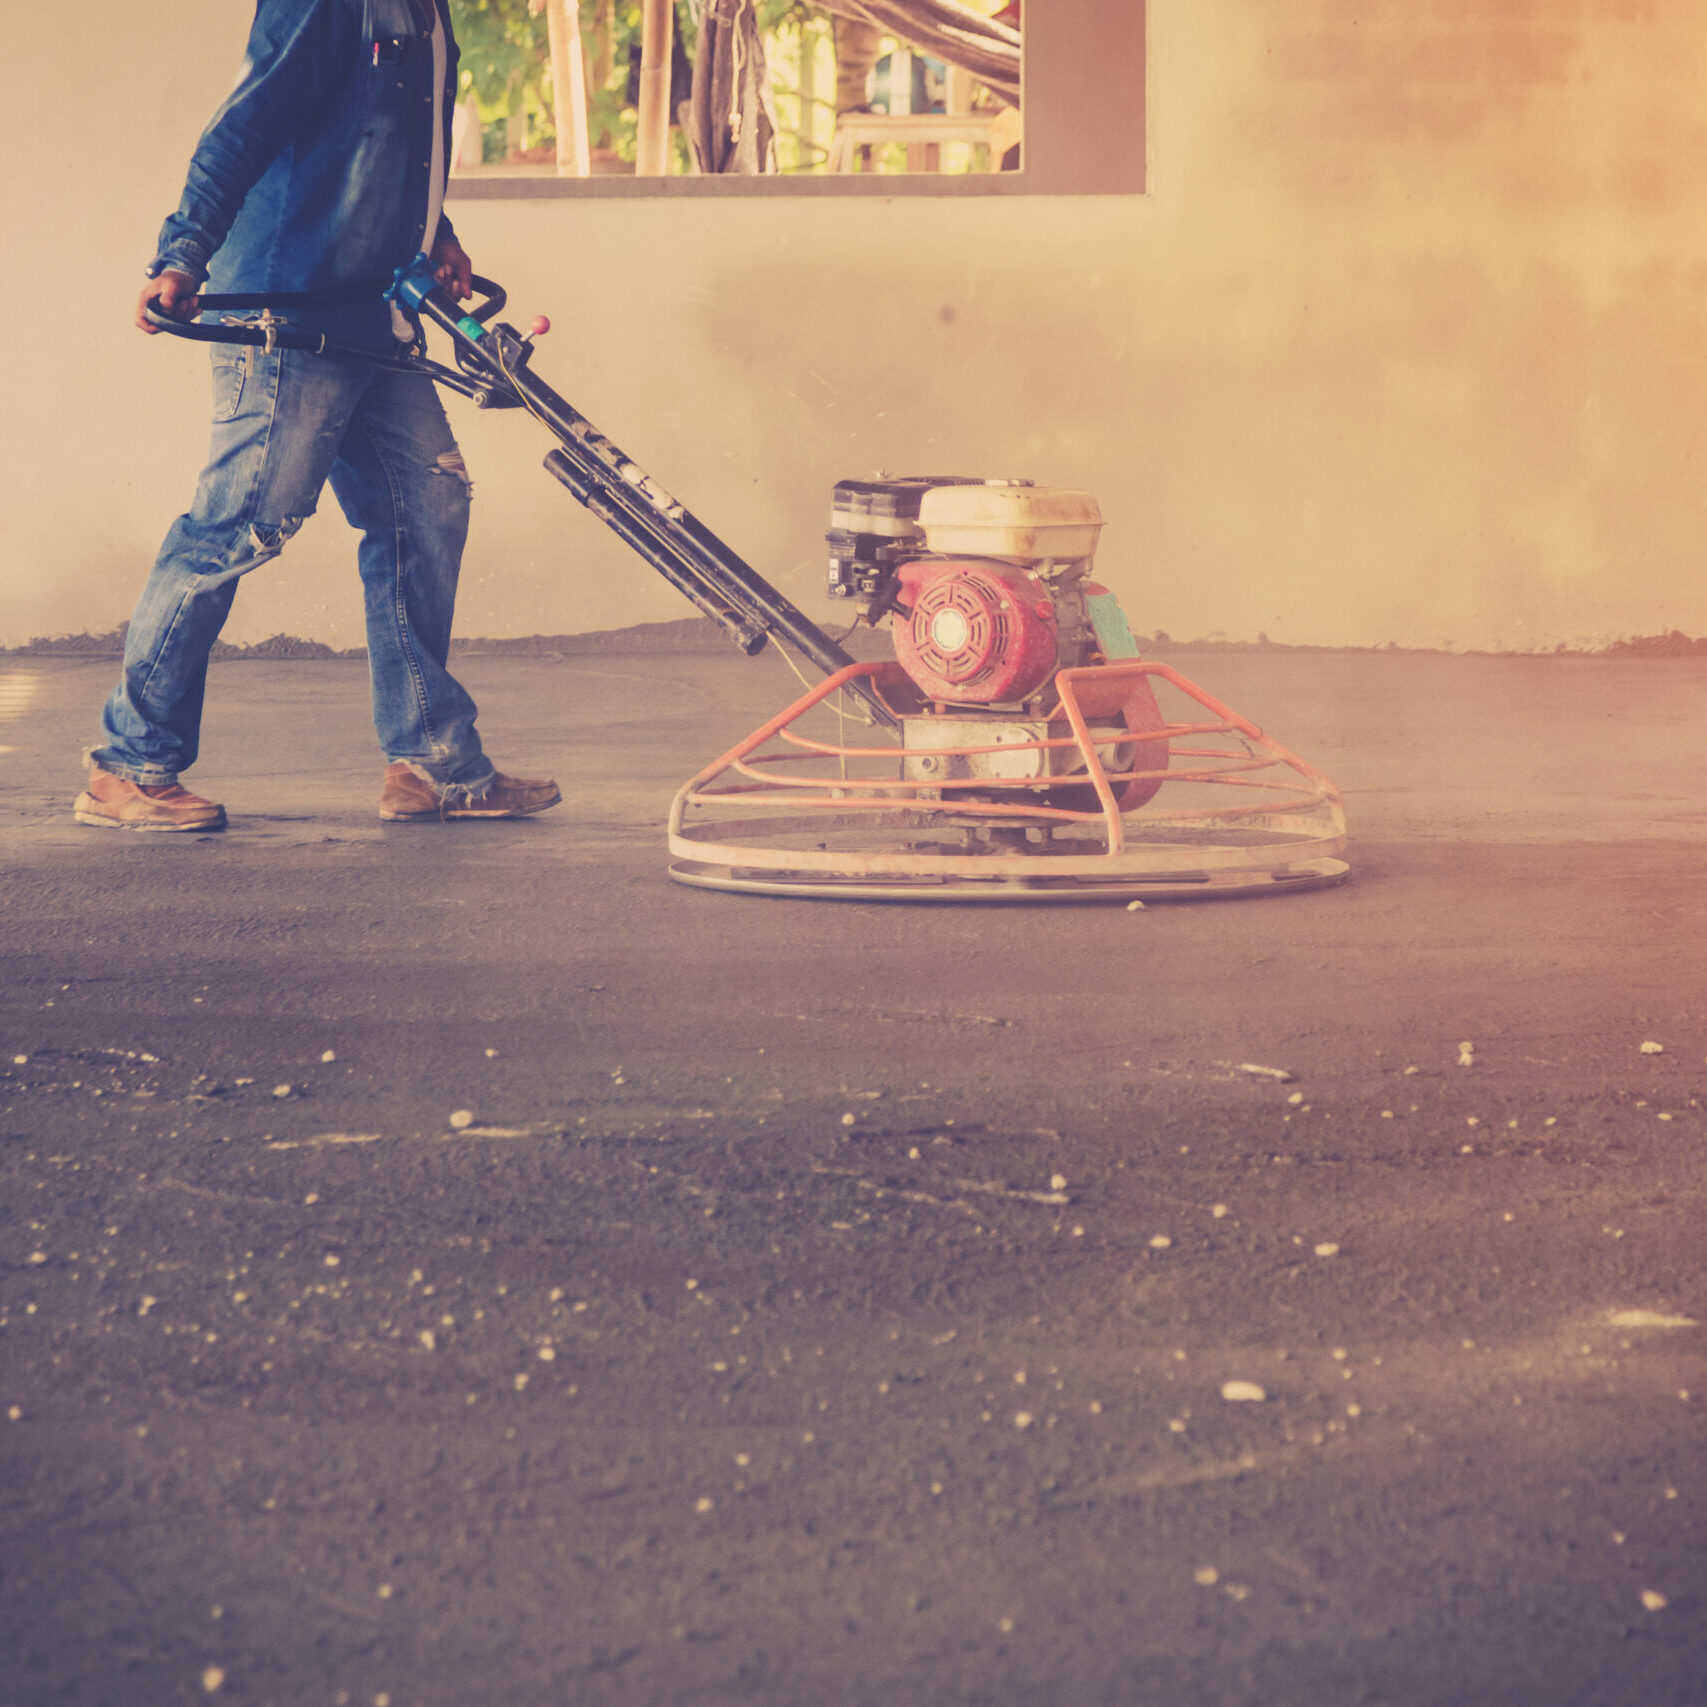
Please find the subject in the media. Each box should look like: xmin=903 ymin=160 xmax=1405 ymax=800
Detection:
xmin=329 ymin=368 xmax=495 ymax=794
xmin=92 ymin=347 xmax=370 ymax=782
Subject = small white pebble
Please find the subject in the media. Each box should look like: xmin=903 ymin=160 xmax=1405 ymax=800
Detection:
xmin=1014 ymin=1411 xmax=1034 ymax=1429
xmin=1287 ymin=1091 xmax=1304 ymax=1105
xmin=484 ymin=1047 xmax=499 ymax=1058
xmin=272 ymin=1084 xmax=292 ymax=1099
xmin=1403 ymin=1065 xmax=1419 ymax=1075
xmin=1050 ymin=1173 xmax=1067 ymax=1191
xmin=1346 ymin=1402 xmax=1362 ymax=1417
xmin=513 ymin=1373 xmax=528 ymax=1391
xmin=6 ymin=1406 xmax=20 ymax=1422
xmin=1461 ymin=1144 xmax=1475 ymax=1155
xmin=1641 ymin=1589 xmax=1667 ymax=1611
xmin=1221 ymin=1380 xmax=1267 ymax=1403
xmin=1466 ymin=1116 xmax=1480 ymax=1128
xmin=320 ymin=1050 xmax=336 ymax=1064
xmin=1503 ymin=1212 xmax=1515 ymax=1223
xmin=1194 ymin=1565 xmax=1220 ymax=1586
xmin=908 ymin=1146 xmax=921 ymax=1159
xmin=840 ymin=1112 xmax=856 ymax=1126
xmin=27 ymin=1251 xmax=46 ymax=1266
xmin=418 ymin=1330 xmax=435 ymax=1351
xmin=1332 ymin=1348 xmax=1348 ymax=1361
xmin=1168 ymin=1418 xmax=1187 ymax=1433
xmin=201 ymin=1666 xmax=225 ymax=1695
xmin=1314 ymin=1243 xmax=1340 ymax=1258
xmin=537 ymin=1346 xmax=556 ymax=1362
xmin=695 ymin=1496 xmax=714 ymax=1514
xmin=1149 ymin=1234 xmax=1172 ymax=1250
xmin=303 ymin=1193 xmax=320 ymax=1206
xmin=377 ymin=1583 xmax=393 ymax=1600
xmin=1212 ymin=1203 xmax=1228 ymax=1219
xmin=1640 ymin=1041 xmax=1665 ymax=1055
xmin=997 ymin=1615 xmax=1015 ymax=1632
xmin=11 ymin=1055 xmax=26 ymax=1066
xmin=1126 ymin=899 xmax=1146 ymax=911
xmin=448 ymin=1109 xmax=475 ymax=1130
xmin=684 ymin=1278 xmax=699 ymax=1291
xmin=323 ymin=1253 xmax=339 ymax=1268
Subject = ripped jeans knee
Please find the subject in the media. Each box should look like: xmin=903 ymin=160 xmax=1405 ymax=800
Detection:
xmin=242 ymin=514 xmax=305 ymax=571
xmin=429 ymin=449 xmax=472 ymax=494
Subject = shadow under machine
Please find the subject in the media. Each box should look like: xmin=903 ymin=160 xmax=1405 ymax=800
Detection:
xmin=153 ymin=262 xmax=1349 ymax=904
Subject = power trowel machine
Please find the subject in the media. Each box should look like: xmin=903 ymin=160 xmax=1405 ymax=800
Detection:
xmin=152 ymin=259 xmax=1348 ymax=903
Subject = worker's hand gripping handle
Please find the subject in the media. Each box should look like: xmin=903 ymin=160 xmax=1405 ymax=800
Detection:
xmin=387 ymin=252 xmax=507 ymax=346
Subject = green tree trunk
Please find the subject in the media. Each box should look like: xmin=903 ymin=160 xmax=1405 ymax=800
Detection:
xmin=832 ymin=16 xmax=884 ymax=115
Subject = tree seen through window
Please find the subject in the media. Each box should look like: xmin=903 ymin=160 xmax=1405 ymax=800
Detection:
xmin=448 ymin=1 xmax=1022 ymax=179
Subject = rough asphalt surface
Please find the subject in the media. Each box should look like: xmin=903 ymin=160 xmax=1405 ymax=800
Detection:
xmin=2 ymin=650 xmax=1704 ymax=1706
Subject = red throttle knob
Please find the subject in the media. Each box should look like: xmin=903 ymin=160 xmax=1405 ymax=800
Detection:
xmin=529 ymin=315 xmax=552 ymax=338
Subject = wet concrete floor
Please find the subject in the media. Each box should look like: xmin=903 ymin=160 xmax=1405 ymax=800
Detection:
xmin=1 ymin=649 xmax=1705 ymax=1706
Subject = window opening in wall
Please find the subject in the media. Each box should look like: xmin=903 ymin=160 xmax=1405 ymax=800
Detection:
xmin=448 ymin=1 xmax=1023 ymax=182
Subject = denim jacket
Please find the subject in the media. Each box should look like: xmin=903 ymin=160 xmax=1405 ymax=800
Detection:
xmin=152 ymin=0 xmax=461 ymax=350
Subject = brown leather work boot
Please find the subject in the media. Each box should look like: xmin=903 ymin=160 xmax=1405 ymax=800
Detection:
xmin=378 ymin=760 xmax=562 ymax=821
xmin=73 ymin=769 xmax=227 ymax=832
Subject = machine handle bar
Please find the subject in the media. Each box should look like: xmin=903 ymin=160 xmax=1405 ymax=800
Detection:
xmin=142 ymin=274 xmax=507 ymax=345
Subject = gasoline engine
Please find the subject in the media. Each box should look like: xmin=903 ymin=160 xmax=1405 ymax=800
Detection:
xmin=825 ymin=477 xmax=1169 ymax=812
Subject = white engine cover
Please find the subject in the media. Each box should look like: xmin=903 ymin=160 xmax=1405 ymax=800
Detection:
xmin=917 ymin=484 xmax=1104 ymax=563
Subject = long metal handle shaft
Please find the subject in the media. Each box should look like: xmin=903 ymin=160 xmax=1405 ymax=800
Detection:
xmin=410 ymin=285 xmax=898 ymax=730
xmin=512 ymin=371 xmax=862 ymax=679
xmin=543 ymin=449 xmax=766 ymax=652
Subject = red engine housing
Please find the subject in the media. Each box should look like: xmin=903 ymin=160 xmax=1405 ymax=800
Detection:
xmin=892 ymin=559 xmax=1060 ymax=703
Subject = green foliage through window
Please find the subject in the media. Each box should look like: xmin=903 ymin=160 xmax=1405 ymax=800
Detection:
xmin=448 ymin=0 xmax=1016 ymax=175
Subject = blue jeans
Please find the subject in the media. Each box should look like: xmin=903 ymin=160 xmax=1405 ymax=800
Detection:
xmin=94 ymin=344 xmax=494 ymax=792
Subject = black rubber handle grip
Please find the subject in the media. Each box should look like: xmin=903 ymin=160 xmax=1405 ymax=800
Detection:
xmin=464 ymin=275 xmax=505 ymax=322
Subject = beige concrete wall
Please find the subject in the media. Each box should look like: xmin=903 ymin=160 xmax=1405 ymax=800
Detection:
xmin=6 ymin=1 xmax=1705 ymax=651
